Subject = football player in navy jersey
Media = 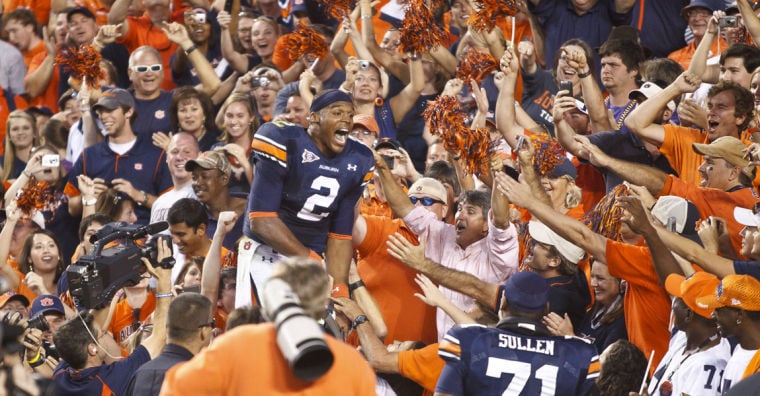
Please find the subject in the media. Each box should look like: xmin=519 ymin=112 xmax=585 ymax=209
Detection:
xmin=236 ymin=89 xmax=374 ymax=307
xmin=435 ymin=271 xmax=599 ymax=396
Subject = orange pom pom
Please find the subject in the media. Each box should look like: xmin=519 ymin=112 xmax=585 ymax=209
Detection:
xmin=467 ymin=0 xmax=518 ymax=32
xmin=400 ymin=0 xmax=446 ymax=55
xmin=282 ymin=22 xmax=329 ymax=62
xmin=55 ymin=45 xmax=106 ymax=88
xmin=455 ymin=48 xmax=499 ymax=84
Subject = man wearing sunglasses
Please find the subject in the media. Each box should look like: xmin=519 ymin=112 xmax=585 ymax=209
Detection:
xmin=376 ymin=150 xmax=519 ymax=340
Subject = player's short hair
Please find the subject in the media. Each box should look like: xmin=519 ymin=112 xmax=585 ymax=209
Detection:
xmin=455 ymin=190 xmax=491 ymax=219
xmin=168 ymin=198 xmax=208 ymax=230
xmin=426 ymin=161 xmax=462 ymax=197
xmin=268 ymin=257 xmax=329 ymax=320
xmin=707 ymin=81 xmax=754 ymax=131
xmin=167 ymin=293 xmax=213 ymax=343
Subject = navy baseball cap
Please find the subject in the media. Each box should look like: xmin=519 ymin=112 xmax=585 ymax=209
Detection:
xmin=67 ymin=6 xmax=96 ymax=22
xmin=374 ymin=137 xmax=402 ymax=151
xmin=30 ymin=295 xmax=66 ymax=318
xmin=681 ymin=0 xmax=725 ymax=18
xmin=310 ymin=89 xmax=352 ymax=112
xmin=503 ymin=271 xmax=550 ymax=313
xmin=549 ymin=157 xmax=577 ymax=179
xmin=93 ymin=88 xmax=135 ymax=111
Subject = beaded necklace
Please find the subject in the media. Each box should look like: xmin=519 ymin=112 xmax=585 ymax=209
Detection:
xmin=605 ymin=97 xmax=636 ymax=130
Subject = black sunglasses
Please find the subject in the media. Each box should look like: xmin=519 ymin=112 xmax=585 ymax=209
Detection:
xmin=199 ymin=318 xmax=216 ymax=329
xmin=409 ymin=196 xmax=444 ymax=206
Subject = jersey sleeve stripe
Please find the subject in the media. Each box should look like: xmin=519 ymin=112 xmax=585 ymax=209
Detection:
xmin=327 ymin=232 xmax=352 ymax=240
xmin=438 ymin=340 xmax=462 ymax=360
xmin=248 ymin=212 xmax=278 ymax=220
xmin=252 ymin=139 xmax=287 ymax=164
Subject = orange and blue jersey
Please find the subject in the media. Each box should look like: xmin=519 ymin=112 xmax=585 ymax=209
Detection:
xmin=245 ymin=121 xmax=374 ymax=254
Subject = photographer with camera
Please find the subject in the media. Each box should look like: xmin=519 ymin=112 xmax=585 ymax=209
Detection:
xmin=161 ymin=257 xmax=377 ymax=394
xmin=52 ymin=237 xmax=173 ymax=395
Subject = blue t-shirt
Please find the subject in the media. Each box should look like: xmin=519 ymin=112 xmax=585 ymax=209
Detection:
xmin=245 ymin=121 xmax=374 ymax=254
xmin=131 ymin=90 xmax=174 ymax=136
xmin=53 ymin=344 xmax=151 ymax=395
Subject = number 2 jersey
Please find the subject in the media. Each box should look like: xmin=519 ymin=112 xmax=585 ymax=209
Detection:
xmin=436 ymin=321 xmax=599 ymax=395
xmin=245 ymin=121 xmax=374 ymax=254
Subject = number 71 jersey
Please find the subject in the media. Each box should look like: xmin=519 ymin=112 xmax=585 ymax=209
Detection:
xmin=436 ymin=323 xmax=600 ymax=396
xmin=246 ymin=122 xmax=375 ymax=253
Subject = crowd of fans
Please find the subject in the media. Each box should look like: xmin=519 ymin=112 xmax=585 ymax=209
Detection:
xmin=2 ymin=0 xmax=760 ymax=394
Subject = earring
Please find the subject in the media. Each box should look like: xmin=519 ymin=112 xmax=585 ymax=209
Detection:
xmin=737 ymin=318 xmax=742 ymax=325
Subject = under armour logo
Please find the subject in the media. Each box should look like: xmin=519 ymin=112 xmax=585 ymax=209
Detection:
xmin=261 ymin=256 xmax=274 ymax=263
xmin=347 ymin=164 xmax=357 ymax=171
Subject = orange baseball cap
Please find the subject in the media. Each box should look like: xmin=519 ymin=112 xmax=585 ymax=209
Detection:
xmin=696 ymin=274 xmax=760 ymax=313
xmin=664 ymin=272 xmax=720 ymax=319
xmin=0 ymin=292 xmax=30 ymax=309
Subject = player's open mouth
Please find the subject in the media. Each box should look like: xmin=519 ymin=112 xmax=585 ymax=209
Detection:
xmin=335 ymin=129 xmax=349 ymax=144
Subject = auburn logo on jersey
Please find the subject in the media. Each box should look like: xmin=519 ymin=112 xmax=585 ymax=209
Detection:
xmin=302 ymin=149 xmax=319 ymax=163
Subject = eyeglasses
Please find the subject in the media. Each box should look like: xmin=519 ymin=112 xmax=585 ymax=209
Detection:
xmin=409 ymin=196 xmax=444 ymax=206
xmin=131 ymin=64 xmax=163 ymax=73
xmin=199 ymin=318 xmax=217 ymax=328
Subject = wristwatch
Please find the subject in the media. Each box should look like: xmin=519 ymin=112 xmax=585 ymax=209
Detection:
xmin=351 ymin=315 xmax=369 ymax=330
xmin=82 ymin=197 xmax=97 ymax=206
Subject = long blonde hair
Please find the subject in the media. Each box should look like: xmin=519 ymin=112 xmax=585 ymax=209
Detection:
xmin=216 ymin=93 xmax=259 ymax=144
xmin=3 ymin=110 xmax=40 ymax=182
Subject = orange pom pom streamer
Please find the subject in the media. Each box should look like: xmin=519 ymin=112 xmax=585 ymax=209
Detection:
xmin=530 ymin=133 xmax=566 ymax=176
xmin=400 ymin=0 xmax=446 ymax=55
xmin=16 ymin=179 xmax=55 ymax=224
xmin=467 ymin=0 xmax=518 ymax=32
xmin=422 ymin=95 xmax=493 ymax=175
xmin=315 ymin=0 xmax=354 ymax=20
xmin=455 ymin=48 xmax=498 ymax=84
xmin=282 ymin=22 xmax=329 ymax=62
xmin=55 ymin=44 xmax=105 ymax=89
xmin=581 ymin=184 xmax=630 ymax=242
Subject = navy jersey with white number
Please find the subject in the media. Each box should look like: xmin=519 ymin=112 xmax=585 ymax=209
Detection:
xmin=244 ymin=121 xmax=374 ymax=254
xmin=436 ymin=322 xmax=600 ymax=396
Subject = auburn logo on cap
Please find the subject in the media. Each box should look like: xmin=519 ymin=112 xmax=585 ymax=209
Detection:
xmin=415 ymin=186 xmax=423 ymax=192
xmin=41 ymin=297 xmax=54 ymax=307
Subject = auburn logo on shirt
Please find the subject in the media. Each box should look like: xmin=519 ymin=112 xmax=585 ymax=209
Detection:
xmin=155 ymin=110 xmax=165 ymax=119
xmin=302 ymin=149 xmax=319 ymax=163
xmin=135 ymin=163 xmax=143 ymax=170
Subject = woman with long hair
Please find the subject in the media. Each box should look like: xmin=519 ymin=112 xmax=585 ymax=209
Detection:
xmin=168 ymin=86 xmax=220 ymax=151
xmin=17 ymin=230 xmax=67 ymax=300
xmin=2 ymin=110 xmax=40 ymax=184
xmin=213 ymin=93 xmax=258 ymax=194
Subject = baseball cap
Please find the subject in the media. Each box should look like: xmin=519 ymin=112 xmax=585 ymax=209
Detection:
xmin=503 ymin=271 xmax=550 ymax=313
xmin=29 ymin=295 xmax=66 ymax=318
xmin=629 ymin=81 xmax=676 ymax=111
xmin=408 ymin=177 xmax=448 ymax=205
xmin=310 ymin=89 xmax=352 ymax=113
xmin=681 ymin=0 xmax=726 ymax=18
xmin=185 ymin=151 xmax=232 ymax=176
xmin=665 ymin=272 xmax=721 ymax=319
xmin=290 ymin=0 xmax=309 ymax=15
xmin=734 ymin=206 xmax=760 ymax=227
xmin=528 ymin=221 xmax=585 ymax=264
xmin=0 ymin=292 xmax=30 ymax=309
xmin=692 ymin=136 xmax=753 ymax=177
xmin=374 ymin=137 xmax=402 ymax=152
xmin=574 ymin=99 xmax=588 ymax=115
xmin=67 ymin=6 xmax=96 ymax=22
xmin=549 ymin=157 xmax=577 ymax=179
xmin=650 ymin=196 xmax=701 ymax=242
xmin=25 ymin=106 xmax=53 ymax=118
xmin=352 ymin=114 xmax=380 ymax=135
xmin=93 ymin=88 xmax=136 ymax=111
xmin=696 ymin=274 xmax=760 ymax=312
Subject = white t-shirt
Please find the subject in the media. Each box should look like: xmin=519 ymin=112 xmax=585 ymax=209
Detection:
xmin=721 ymin=345 xmax=758 ymax=394
xmin=148 ymin=183 xmax=197 ymax=284
xmin=650 ymin=331 xmax=730 ymax=396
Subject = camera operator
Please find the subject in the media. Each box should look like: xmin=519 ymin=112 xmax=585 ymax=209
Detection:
xmin=1 ymin=314 xmax=53 ymax=395
xmin=52 ymin=238 xmax=173 ymax=395
xmin=26 ymin=295 xmax=68 ymax=364
xmin=160 ymin=257 xmax=377 ymax=394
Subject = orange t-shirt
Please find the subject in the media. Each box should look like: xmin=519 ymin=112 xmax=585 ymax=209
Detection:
xmin=108 ymin=291 xmax=156 ymax=344
xmin=659 ymin=174 xmax=760 ymax=259
xmin=668 ymin=36 xmax=727 ymax=71
xmin=605 ymin=239 xmax=671 ymax=373
xmin=25 ymin=51 xmax=60 ymax=112
xmin=22 ymin=41 xmax=45 ymax=69
xmin=117 ymin=14 xmax=182 ymax=92
xmin=74 ymin=0 xmax=110 ymax=26
xmin=398 ymin=343 xmax=444 ymax=395
xmin=660 ymin=124 xmax=708 ymax=186
xmin=356 ymin=215 xmax=438 ymax=345
xmin=161 ymin=323 xmax=377 ymax=395
xmin=2 ymin=0 xmax=50 ymax=25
